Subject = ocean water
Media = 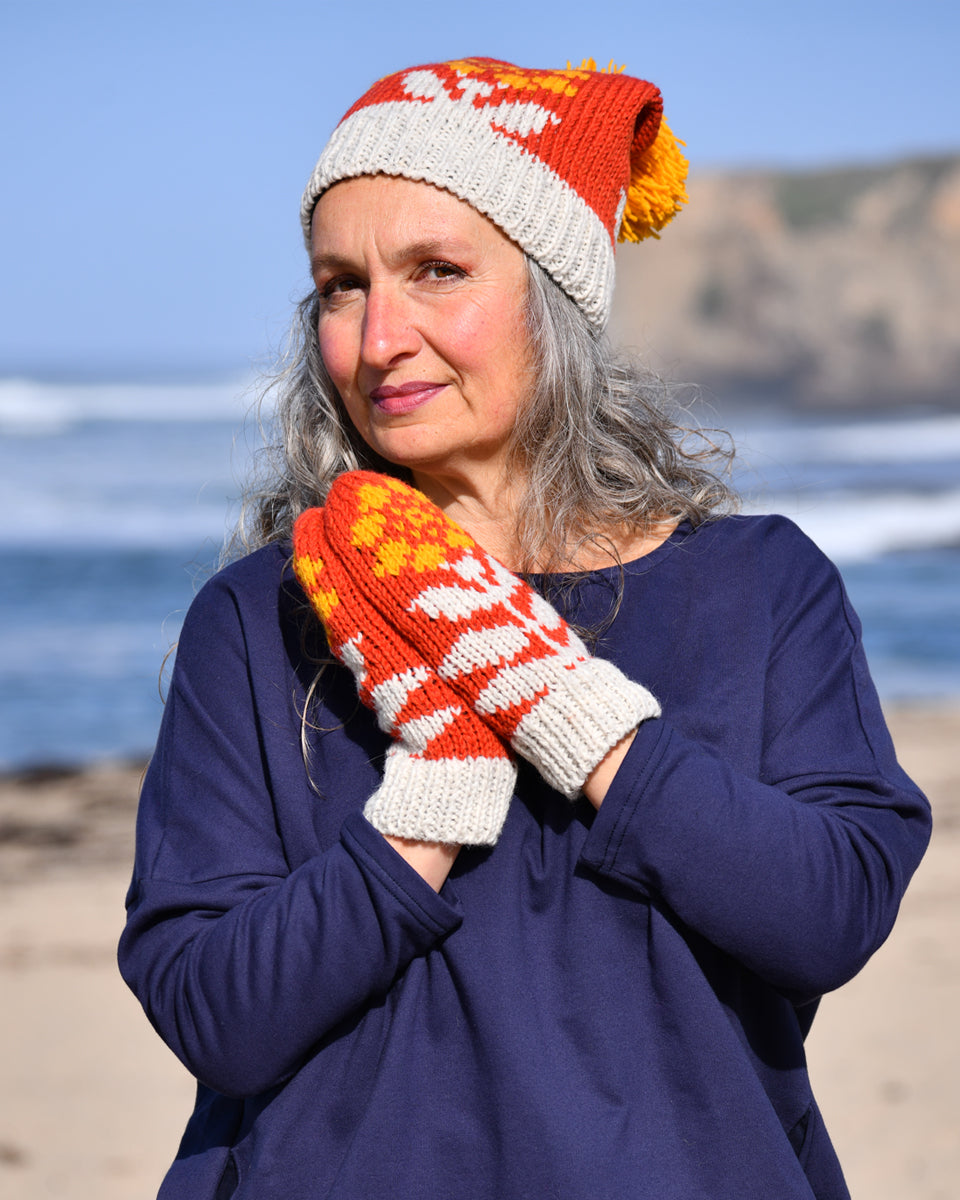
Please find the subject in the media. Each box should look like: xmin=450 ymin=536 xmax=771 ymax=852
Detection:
xmin=729 ymin=409 xmax=960 ymax=701
xmin=1 ymin=377 xmax=958 ymax=770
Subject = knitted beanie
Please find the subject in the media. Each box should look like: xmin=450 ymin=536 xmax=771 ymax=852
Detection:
xmin=300 ymin=57 xmax=688 ymax=330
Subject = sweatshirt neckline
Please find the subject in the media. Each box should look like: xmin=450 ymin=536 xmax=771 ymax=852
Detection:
xmin=525 ymin=520 xmax=695 ymax=584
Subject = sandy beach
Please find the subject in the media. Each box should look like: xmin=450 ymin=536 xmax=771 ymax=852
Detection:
xmin=1 ymin=705 xmax=957 ymax=1199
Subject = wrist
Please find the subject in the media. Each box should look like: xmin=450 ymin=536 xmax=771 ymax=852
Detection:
xmin=510 ymin=658 xmax=659 ymax=798
xmin=582 ymin=729 xmax=637 ymax=809
xmin=382 ymin=836 xmax=460 ymax=892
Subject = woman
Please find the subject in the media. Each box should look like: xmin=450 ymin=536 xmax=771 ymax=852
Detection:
xmin=119 ymin=58 xmax=930 ymax=1199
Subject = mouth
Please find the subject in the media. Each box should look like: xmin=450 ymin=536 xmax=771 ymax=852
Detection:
xmin=369 ymin=381 xmax=446 ymax=416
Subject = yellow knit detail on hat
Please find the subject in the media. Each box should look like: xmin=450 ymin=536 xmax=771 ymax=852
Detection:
xmin=619 ymin=119 xmax=689 ymax=243
xmin=450 ymin=58 xmax=589 ymax=97
xmin=571 ymin=57 xmax=626 ymax=74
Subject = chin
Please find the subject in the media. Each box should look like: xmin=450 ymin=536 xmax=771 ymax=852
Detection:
xmin=367 ymin=436 xmax=460 ymax=476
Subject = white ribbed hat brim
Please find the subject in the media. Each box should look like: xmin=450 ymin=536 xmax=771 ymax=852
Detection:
xmin=300 ymin=82 xmax=616 ymax=329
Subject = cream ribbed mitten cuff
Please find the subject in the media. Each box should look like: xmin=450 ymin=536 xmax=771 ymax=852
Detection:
xmin=508 ymin=657 xmax=660 ymax=798
xmin=364 ymin=745 xmax=517 ymax=845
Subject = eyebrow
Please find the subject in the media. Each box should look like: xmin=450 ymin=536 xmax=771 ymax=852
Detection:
xmin=309 ymin=251 xmax=353 ymax=278
xmin=309 ymin=238 xmax=471 ymax=280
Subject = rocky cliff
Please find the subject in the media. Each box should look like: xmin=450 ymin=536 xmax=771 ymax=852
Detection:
xmin=610 ymin=154 xmax=960 ymax=409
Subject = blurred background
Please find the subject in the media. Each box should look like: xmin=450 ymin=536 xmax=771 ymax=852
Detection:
xmin=2 ymin=0 xmax=958 ymax=769
xmin=1 ymin=5 xmax=958 ymax=1199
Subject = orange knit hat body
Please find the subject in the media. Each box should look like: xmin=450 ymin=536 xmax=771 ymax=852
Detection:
xmin=300 ymin=57 xmax=688 ymax=330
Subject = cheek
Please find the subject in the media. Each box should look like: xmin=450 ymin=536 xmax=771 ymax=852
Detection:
xmin=444 ymin=297 xmax=521 ymax=380
xmin=317 ymin=317 xmax=357 ymax=391
xmin=317 ymin=319 xmax=370 ymax=441
xmin=483 ymin=308 xmax=534 ymax=400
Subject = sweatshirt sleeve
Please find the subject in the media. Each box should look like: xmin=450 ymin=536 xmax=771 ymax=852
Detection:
xmin=118 ymin=560 xmax=462 ymax=1099
xmin=579 ymin=520 xmax=931 ymax=1001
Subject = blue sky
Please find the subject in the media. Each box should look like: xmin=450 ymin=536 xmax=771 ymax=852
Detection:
xmin=3 ymin=0 xmax=958 ymax=377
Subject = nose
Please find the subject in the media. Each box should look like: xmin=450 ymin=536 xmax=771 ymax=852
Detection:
xmin=359 ymin=283 xmax=420 ymax=370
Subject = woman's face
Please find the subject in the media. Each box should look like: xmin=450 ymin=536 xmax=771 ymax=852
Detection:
xmin=309 ymin=175 xmax=533 ymax=492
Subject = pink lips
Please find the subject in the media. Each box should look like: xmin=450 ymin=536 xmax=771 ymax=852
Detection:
xmin=369 ymin=381 xmax=445 ymax=416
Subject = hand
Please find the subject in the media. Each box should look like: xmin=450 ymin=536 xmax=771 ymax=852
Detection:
xmin=294 ymin=505 xmax=516 ymax=847
xmin=318 ymin=472 xmax=660 ymax=798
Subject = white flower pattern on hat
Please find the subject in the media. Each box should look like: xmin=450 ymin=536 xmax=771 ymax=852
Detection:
xmin=401 ymin=67 xmax=562 ymax=142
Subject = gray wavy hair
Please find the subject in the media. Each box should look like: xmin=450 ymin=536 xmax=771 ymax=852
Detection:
xmin=234 ymin=257 xmax=737 ymax=572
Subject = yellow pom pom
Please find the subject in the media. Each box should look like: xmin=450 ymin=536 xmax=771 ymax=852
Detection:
xmin=619 ymin=119 xmax=689 ymax=243
xmin=569 ymin=56 xmax=626 ymax=74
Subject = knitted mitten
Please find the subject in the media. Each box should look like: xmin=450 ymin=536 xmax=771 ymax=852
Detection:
xmin=294 ymin=507 xmax=516 ymax=846
xmin=316 ymin=472 xmax=661 ymax=799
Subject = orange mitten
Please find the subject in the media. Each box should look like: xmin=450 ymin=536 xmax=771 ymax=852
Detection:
xmin=317 ymin=472 xmax=660 ymax=798
xmin=294 ymin=507 xmax=516 ymax=845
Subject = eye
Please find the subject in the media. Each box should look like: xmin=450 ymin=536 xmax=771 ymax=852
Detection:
xmin=318 ymin=275 xmax=363 ymax=304
xmin=420 ymin=260 xmax=466 ymax=283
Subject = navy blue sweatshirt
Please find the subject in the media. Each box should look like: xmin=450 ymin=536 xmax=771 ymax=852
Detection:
xmin=119 ymin=514 xmax=930 ymax=1199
